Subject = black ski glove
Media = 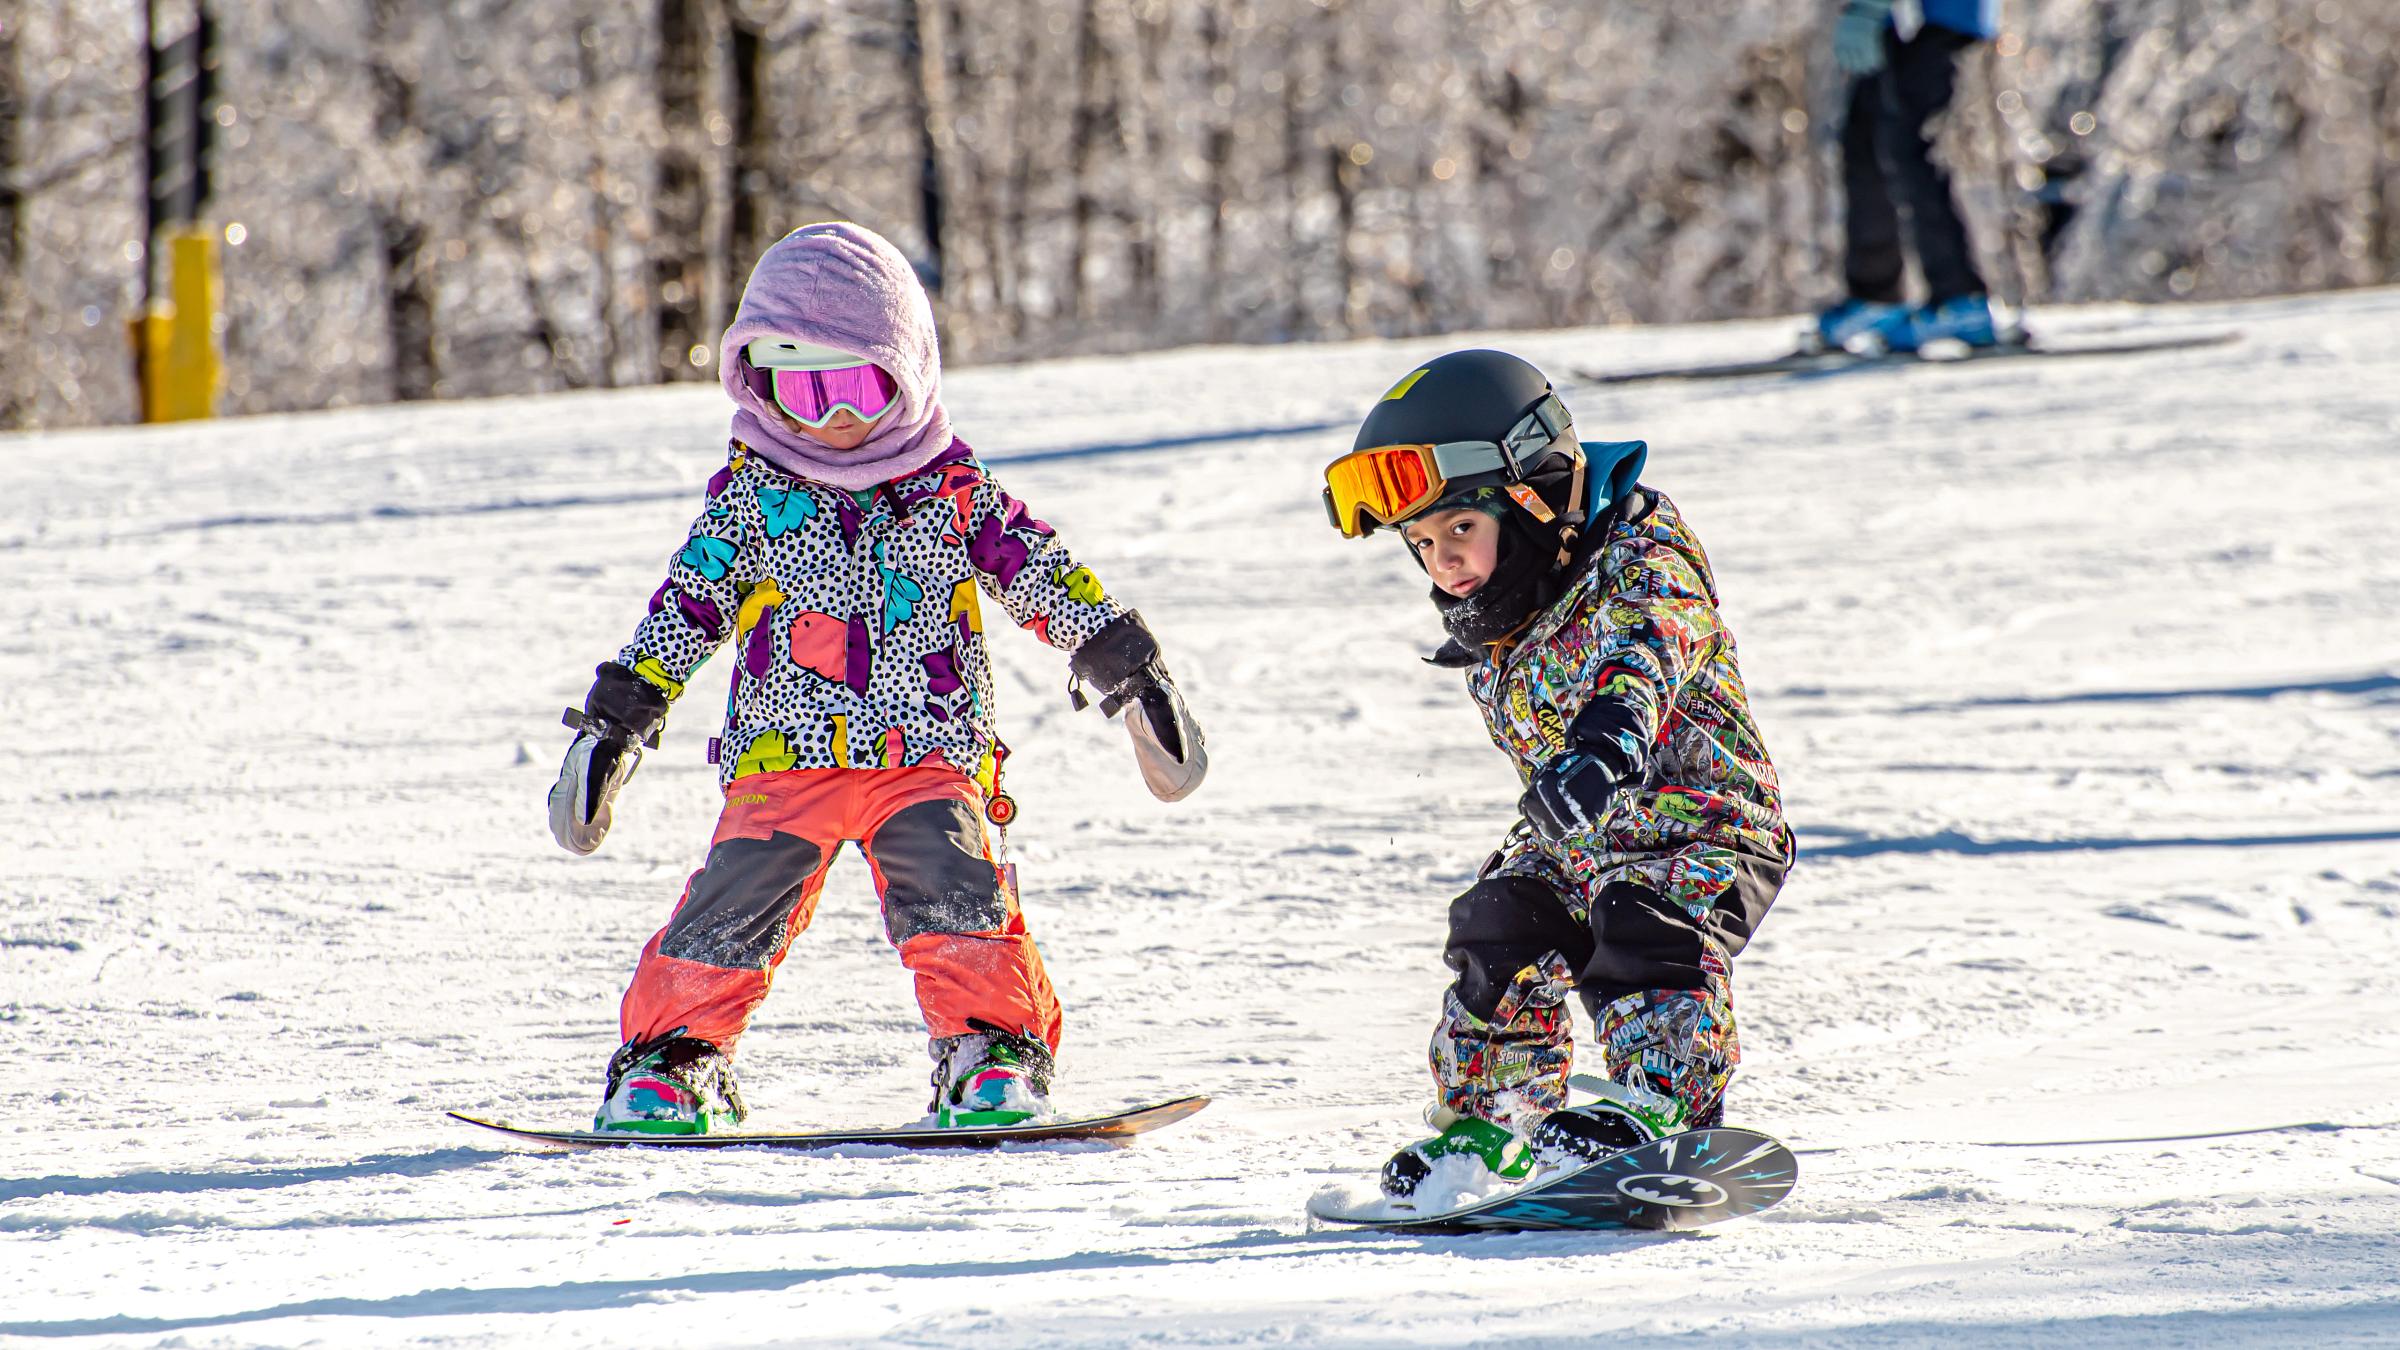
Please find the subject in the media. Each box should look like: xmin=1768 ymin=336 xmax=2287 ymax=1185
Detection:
xmin=1522 ymin=750 xmax=1629 ymax=842
xmin=549 ymin=663 xmax=670 ymax=854
xmin=1519 ymin=697 xmax=1650 ymax=842
xmin=1068 ymin=612 xmax=1208 ymax=801
xmin=1070 ymin=613 xmax=1171 ymax=741
xmin=577 ymin=661 xmax=671 ymax=744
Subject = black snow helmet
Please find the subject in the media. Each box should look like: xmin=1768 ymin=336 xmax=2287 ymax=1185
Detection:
xmin=1346 ymin=349 xmax=1588 ymax=534
xmin=1345 ymin=350 xmax=1601 ymax=650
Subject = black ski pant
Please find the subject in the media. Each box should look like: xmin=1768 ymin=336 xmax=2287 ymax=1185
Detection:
xmin=1841 ymin=24 xmax=1988 ymax=307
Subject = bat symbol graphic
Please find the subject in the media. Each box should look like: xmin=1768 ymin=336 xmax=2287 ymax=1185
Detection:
xmin=1615 ymin=1173 xmax=1729 ymax=1208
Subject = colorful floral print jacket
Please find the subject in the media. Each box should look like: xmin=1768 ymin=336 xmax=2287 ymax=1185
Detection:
xmin=616 ymin=438 xmax=1125 ymax=794
xmin=1467 ymin=488 xmax=1792 ymax=885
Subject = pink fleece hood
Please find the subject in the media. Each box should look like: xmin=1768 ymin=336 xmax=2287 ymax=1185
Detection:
xmin=719 ymin=222 xmax=953 ymax=491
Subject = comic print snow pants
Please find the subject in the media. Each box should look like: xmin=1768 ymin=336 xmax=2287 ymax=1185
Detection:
xmin=618 ymin=765 xmax=1062 ymax=1058
xmin=1430 ymin=839 xmax=1782 ymax=1132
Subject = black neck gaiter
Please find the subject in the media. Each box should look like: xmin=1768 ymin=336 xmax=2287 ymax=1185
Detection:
xmin=1429 ymin=516 xmax=1565 ymax=648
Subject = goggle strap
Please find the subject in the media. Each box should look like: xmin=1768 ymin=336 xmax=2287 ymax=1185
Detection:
xmin=1429 ymin=441 xmax=1510 ymax=479
xmin=1503 ymin=392 xmax=1573 ymax=466
xmin=1506 ymin=483 xmax=1556 ymax=523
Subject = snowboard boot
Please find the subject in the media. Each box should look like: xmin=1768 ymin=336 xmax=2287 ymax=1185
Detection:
xmin=1814 ymin=298 xmax=1912 ymax=353
xmin=929 ymin=1019 xmax=1054 ymax=1128
xmin=1899 ymin=292 xmax=2007 ymax=351
xmin=594 ymin=1028 xmax=746 ymax=1135
xmin=1381 ymin=1109 xmax=1536 ymax=1199
xmin=1531 ymin=1073 xmax=1692 ymax=1168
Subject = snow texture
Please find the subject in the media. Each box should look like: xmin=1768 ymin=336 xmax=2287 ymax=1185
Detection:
xmin=4 ymin=288 xmax=2400 ymax=1346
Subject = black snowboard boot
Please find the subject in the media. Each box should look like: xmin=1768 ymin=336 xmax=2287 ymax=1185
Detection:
xmin=1530 ymin=1075 xmax=1701 ymax=1167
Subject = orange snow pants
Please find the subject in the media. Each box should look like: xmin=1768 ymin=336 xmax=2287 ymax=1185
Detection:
xmin=618 ymin=765 xmax=1061 ymax=1058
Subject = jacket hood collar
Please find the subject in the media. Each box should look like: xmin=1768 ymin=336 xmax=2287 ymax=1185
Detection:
xmin=1515 ymin=486 xmax=1658 ymax=650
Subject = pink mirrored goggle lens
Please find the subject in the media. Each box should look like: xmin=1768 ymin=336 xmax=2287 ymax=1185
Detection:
xmin=768 ymin=364 xmax=899 ymax=427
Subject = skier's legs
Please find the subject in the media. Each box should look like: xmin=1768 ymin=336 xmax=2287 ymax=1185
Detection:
xmin=617 ymin=771 xmax=845 ymax=1054
xmin=859 ymin=765 xmax=1062 ymax=1052
xmin=1575 ymin=847 xmax=1783 ymax=1123
xmin=1840 ymin=61 xmax=1908 ymax=305
xmin=1874 ymin=25 xmax=1988 ymax=304
xmin=1433 ymin=868 xmax=1585 ymax=1132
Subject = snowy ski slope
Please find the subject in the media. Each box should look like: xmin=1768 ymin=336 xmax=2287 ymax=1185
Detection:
xmin=4 ymin=288 xmax=2399 ymax=1347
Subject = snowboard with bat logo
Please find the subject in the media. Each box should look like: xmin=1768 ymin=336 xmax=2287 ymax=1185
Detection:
xmin=1308 ymin=1126 xmax=1796 ymax=1235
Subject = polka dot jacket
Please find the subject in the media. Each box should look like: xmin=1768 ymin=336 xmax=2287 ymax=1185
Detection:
xmin=614 ymin=438 xmax=1128 ymax=797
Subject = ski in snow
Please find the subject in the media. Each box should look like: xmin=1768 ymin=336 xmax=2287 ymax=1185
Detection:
xmin=1573 ymin=329 xmax=2241 ymax=387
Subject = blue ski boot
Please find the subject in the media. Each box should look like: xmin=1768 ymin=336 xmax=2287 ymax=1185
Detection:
xmin=1814 ymin=298 xmax=1912 ymax=353
xmin=1898 ymin=293 xmax=2006 ymax=352
xmin=594 ymin=1029 xmax=746 ymax=1135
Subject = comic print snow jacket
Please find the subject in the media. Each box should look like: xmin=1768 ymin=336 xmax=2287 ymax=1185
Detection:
xmin=1466 ymin=488 xmax=1793 ymax=883
xmin=615 ymin=436 xmax=1126 ymax=794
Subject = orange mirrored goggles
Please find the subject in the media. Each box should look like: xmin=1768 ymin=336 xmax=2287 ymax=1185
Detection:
xmin=1321 ymin=392 xmax=1574 ymax=539
xmin=1324 ymin=441 xmax=1468 ymax=535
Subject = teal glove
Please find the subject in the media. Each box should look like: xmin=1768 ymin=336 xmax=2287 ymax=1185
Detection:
xmin=1833 ymin=0 xmax=1893 ymax=76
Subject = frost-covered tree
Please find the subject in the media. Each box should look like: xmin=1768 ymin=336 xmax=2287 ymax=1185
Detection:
xmin=3 ymin=0 xmax=2395 ymax=430
xmin=0 ymin=0 xmax=30 ymax=427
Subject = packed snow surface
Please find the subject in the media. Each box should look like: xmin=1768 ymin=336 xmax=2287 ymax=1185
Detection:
xmin=6 ymin=290 xmax=2400 ymax=1347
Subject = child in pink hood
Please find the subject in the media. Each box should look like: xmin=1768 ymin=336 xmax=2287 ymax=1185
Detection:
xmin=550 ymin=222 xmax=1207 ymax=1134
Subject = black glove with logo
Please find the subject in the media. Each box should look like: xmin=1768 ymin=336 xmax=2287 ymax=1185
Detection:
xmin=1522 ymin=750 xmax=1630 ymax=841
xmin=1519 ymin=697 xmax=1650 ymax=843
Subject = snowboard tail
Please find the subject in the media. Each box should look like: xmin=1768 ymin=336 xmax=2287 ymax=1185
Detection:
xmin=451 ymin=1094 xmax=1208 ymax=1152
xmin=1309 ymin=1126 xmax=1795 ymax=1235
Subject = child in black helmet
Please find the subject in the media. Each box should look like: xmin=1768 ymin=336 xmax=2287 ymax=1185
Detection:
xmin=1322 ymin=349 xmax=1795 ymax=1201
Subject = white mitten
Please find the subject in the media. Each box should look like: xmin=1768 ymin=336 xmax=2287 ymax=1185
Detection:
xmin=1069 ymin=611 xmax=1208 ymax=803
xmin=1124 ymin=681 xmax=1208 ymax=802
xmin=548 ymin=717 xmax=642 ymax=855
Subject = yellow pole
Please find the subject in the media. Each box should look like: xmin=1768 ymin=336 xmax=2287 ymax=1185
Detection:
xmin=138 ymin=228 xmax=223 ymax=422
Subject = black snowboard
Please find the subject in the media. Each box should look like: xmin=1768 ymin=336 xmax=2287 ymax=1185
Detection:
xmin=1308 ymin=1126 xmax=1795 ymax=1235
xmin=450 ymin=1094 xmax=1208 ymax=1152
xmin=1573 ymin=329 xmax=2240 ymax=386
